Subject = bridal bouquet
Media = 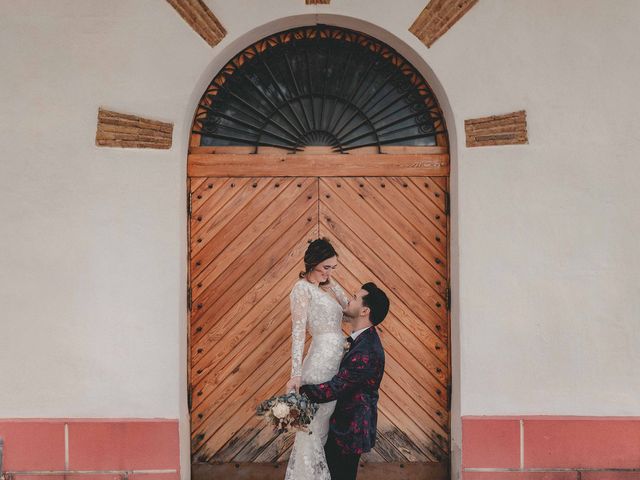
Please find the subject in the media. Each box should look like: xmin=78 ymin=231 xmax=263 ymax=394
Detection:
xmin=256 ymin=391 xmax=318 ymax=434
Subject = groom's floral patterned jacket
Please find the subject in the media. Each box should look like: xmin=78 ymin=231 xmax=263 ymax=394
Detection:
xmin=299 ymin=325 xmax=385 ymax=455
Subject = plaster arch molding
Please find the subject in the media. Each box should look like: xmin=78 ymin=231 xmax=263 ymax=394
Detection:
xmin=184 ymin=12 xmax=461 ymax=479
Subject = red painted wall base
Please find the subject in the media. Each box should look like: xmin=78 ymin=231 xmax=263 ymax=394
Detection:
xmin=0 ymin=419 xmax=180 ymax=479
xmin=4 ymin=416 xmax=638 ymax=480
xmin=462 ymin=416 xmax=640 ymax=480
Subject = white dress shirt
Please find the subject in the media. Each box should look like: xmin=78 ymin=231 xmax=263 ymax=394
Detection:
xmin=350 ymin=326 xmax=370 ymax=341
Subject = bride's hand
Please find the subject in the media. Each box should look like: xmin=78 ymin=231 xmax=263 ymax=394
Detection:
xmin=320 ymin=277 xmax=334 ymax=293
xmin=286 ymin=375 xmax=301 ymax=393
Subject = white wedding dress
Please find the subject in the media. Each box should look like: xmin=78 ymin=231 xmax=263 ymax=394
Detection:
xmin=284 ymin=278 xmax=350 ymax=480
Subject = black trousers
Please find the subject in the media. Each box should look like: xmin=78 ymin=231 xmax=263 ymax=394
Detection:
xmin=324 ymin=433 xmax=361 ymax=480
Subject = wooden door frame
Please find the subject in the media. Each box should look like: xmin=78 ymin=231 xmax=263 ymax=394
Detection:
xmin=187 ymin=146 xmax=450 ymax=178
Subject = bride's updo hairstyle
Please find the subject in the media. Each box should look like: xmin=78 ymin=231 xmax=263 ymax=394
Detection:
xmin=299 ymin=237 xmax=338 ymax=285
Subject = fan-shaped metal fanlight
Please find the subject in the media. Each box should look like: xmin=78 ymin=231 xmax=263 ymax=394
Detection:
xmin=193 ymin=25 xmax=447 ymax=153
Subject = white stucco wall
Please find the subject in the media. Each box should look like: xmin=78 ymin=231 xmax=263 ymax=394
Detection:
xmin=2 ymin=1 xmax=639 ymax=479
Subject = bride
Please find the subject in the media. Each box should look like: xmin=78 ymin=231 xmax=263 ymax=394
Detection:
xmin=284 ymin=237 xmax=351 ymax=480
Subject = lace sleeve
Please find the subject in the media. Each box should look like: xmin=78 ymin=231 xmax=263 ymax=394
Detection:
xmin=289 ymin=282 xmax=310 ymax=378
xmin=329 ymin=279 xmax=350 ymax=309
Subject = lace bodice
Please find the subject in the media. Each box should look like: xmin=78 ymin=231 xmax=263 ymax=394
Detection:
xmin=289 ymin=278 xmax=349 ymax=378
xmin=285 ymin=278 xmax=350 ymax=480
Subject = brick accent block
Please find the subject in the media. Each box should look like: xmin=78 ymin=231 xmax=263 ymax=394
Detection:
xmin=465 ymin=110 xmax=528 ymax=147
xmin=166 ymin=0 xmax=226 ymax=48
xmin=410 ymin=0 xmax=479 ymax=48
xmin=96 ymin=108 xmax=173 ymax=149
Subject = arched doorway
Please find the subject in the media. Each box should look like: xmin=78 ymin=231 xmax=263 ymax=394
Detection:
xmin=187 ymin=24 xmax=450 ymax=480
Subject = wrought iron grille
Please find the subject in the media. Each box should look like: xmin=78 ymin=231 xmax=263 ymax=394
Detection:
xmin=193 ymin=25 xmax=447 ymax=153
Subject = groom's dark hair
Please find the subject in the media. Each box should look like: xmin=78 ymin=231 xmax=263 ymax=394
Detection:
xmin=361 ymin=282 xmax=389 ymax=326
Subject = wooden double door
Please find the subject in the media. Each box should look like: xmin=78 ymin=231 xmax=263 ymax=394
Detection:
xmin=188 ymin=174 xmax=450 ymax=479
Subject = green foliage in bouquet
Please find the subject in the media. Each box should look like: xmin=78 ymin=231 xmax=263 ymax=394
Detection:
xmin=256 ymin=391 xmax=319 ymax=435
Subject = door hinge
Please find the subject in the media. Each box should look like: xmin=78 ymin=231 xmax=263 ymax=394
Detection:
xmin=446 ymin=381 xmax=452 ymax=411
xmin=187 ymin=286 xmax=192 ymax=311
xmin=187 ymin=384 xmax=193 ymax=412
xmin=444 ymin=191 xmax=450 ymax=215
xmin=446 ymin=286 xmax=451 ymax=311
xmin=187 ymin=192 xmax=192 ymax=216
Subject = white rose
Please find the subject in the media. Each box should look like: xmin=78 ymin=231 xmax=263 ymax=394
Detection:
xmin=272 ymin=402 xmax=291 ymax=419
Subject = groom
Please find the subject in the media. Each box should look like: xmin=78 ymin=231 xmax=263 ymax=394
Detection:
xmin=299 ymin=282 xmax=389 ymax=480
